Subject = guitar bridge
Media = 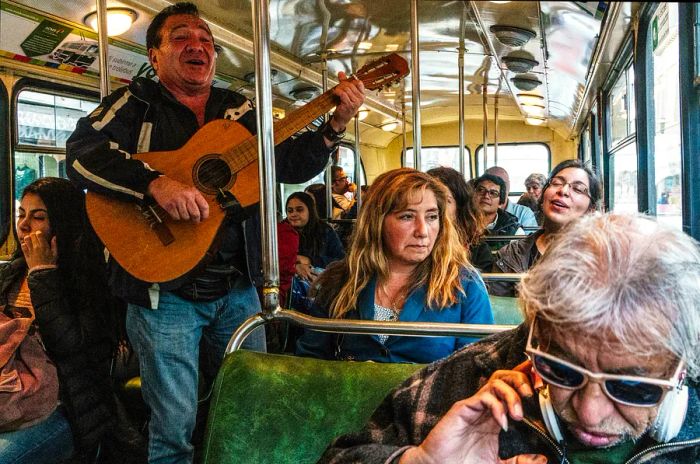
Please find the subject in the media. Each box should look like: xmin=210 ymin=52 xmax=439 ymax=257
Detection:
xmin=137 ymin=204 xmax=175 ymax=246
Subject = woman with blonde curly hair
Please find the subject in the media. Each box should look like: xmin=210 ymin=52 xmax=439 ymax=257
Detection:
xmin=296 ymin=168 xmax=493 ymax=363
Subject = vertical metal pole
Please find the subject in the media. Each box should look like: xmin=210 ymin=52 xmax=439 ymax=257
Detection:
xmin=457 ymin=36 xmax=466 ymax=175
xmin=494 ymin=81 xmax=499 ymax=166
xmin=410 ymin=0 xmax=422 ymax=170
xmin=95 ymin=0 xmax=111 ymax=97
xmin=251 ymin=0 xmax=279 ymax=311
xmin=353 ymin=115 xmax=362 ymax=209
xmin=482 ymin=59 xmax=489 ymax=168
xmin=321 ymin=56 xmax=333 ymax=220
xmin=458 ymin=18 xmax=466 ymax=176
xmin=402 ymin=100 xmax=408 ymax=164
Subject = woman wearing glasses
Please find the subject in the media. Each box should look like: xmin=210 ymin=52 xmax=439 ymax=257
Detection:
xmin=296 ymin=168 xmax=493 ymax=363
xmin=490 ymin=159 xmax=601 ymax=296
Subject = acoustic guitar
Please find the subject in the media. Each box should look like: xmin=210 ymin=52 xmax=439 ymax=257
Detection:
xmin=85 ymin=53 xmax=409 ymax=283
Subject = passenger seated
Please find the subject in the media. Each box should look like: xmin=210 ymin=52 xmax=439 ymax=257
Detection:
xmin=490 ymin=159 xmax=601 ymax=296
xmin=316 ymin=213 xmax=700 ymax=464
xmin=474 ymin=174 xmax=524 ymax=250
xmin=485 ymin=165 xmax=538 ymax=230
xmin=518 ymin=172 xmax=547 ymax=224
xmin=426 ymin=167 xmax=491 ymax=273
xmin=296 ymin=168 xmax=494 ymax=364
xmin=0 ymin=178 xmax=116 ymax=463
xmin=285 ymin=192 xmax=345 ymax=282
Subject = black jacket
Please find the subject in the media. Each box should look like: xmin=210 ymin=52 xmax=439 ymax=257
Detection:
xmin=0 ymin=256 xmax=114 ymax=451
xmin=490 ymin=229 xmax=544 ymax=296
xmin=67 ymin=78 xmax=331 ymax=307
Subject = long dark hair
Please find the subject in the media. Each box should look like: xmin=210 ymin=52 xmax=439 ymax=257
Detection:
xmin=20 ymin=178 xmax=111 ymax=317
xmin=286 ymin=191 xmax=327 ymax=259
xmin=427 ymin=167 xmax=485 ymax=247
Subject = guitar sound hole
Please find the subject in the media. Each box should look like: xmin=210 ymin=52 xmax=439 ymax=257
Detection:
xmin=195 ymin=156 xmax=233 ymax=193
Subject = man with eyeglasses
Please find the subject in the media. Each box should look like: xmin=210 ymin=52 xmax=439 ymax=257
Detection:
xmin=474 ymin=174 xmax=524 ymax=245
xmin=330 ymin=165 xmax=356 ymax=220
xmin=317 ymin=213 xmax=700 ymax=464
xmin=485 ymin=166 xmax=539 ymax=232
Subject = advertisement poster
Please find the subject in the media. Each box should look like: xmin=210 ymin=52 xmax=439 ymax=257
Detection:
xmin=0 ymin=2 xmax=232 ymax=87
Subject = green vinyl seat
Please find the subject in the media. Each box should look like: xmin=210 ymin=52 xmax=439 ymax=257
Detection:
xmin=201 ymin=350 xmax=423 ymax=464
xmin=488 ymin=295 xmax=523 ymax=325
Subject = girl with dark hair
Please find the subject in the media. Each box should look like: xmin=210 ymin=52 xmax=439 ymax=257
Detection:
xmin=0 ymin=177 xmax=117 ymax=463
xmin=426 ymin=167 xmax=492 ymax=273
xmin=491 ymin=159 xmax=601 ymax=296
xmin=285 ymin=192 xmax=345 ymax=281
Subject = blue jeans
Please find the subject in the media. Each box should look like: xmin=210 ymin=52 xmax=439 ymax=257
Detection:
xmin=126 ymin=281 xmax=265 ymax=464
xmin=0 ymin=406 xmax=74 ymax=464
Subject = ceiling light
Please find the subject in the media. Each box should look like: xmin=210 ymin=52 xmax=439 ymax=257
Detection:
xmin=511 ymin=75 xmax=542 ymax=91
xmin=525 ymin=117 xmax=546 ymax=126
xmin=83 ymin=8 xmax=137 ymax=37
xmin=522 ymin=104 xmax=546 ymax=117
xmin=384 ymin=44 xmax=399 ymax=52
xmin=244 ymin=69 xmax=279 ymax=84
xmin=502 ymin=54 xmax=539 ymax=73
xmin=289 ymin=85 xmax=321 ymax=101
xmin=357 ymin=107 xmax=370 ymax=121
xmin=380 ymin=121 xmax=398 ymax=132
xmin=358 ymin=41 xmax=373 ymax=50
xmin=490 ymin=25 xmax=536 ymax=47
xmin=517 ymin=93 xmax=544 ymax=105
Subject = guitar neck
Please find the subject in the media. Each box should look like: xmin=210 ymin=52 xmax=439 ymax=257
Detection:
xmin=273 ymin=91 xmax=338 ymax=143
xmin=221 ymin=91 xmax=337 ymax=172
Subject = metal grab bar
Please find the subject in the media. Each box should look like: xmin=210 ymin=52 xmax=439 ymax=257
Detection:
xmin=481 ymin=273 xmax=524 ymax=282
xmin=483 ymin=235 xmax=529 ymax=242
xmin=225 ymin=309 xmax=516 ymax=354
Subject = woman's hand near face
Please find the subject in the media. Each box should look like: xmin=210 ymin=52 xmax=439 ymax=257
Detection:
xmin=295 ymin=255 xmax=316 ymax=281
xmin=21 ymin=230 xmax=58 ymax=270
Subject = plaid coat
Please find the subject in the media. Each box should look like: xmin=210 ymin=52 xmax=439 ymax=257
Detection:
xmin=318 ymin=325 xmax=700 ymax=464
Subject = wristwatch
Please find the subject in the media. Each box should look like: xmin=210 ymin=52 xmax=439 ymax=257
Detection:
xmin=320 ymin=118 xmax=346 ymax=145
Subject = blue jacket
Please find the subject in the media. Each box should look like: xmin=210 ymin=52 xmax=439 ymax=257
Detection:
xmin=296 ymin=270 xmax=494 ymax=363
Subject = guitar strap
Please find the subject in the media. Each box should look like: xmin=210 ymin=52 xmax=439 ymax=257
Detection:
xmin=217 ymin=189 xmax=248 ymax=223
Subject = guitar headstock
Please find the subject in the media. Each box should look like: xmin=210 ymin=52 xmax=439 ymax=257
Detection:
xmin=354 ymin=53 xmax=410 ymax=91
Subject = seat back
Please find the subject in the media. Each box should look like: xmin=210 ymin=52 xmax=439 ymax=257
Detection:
xmin=202 ymin=351 xmax=423 ymax=464
xmin=489 ymin=295 xmax=522 ymax=325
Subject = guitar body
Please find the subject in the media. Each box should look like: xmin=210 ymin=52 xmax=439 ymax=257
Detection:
xmin=86 ymin=118 xmax=258 ymax=283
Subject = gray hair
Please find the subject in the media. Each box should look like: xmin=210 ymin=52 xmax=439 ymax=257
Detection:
xmin=524 ymin=173 xmax=546 ymax=189
xmin=519 ymin=213 xmax=700 ymax=381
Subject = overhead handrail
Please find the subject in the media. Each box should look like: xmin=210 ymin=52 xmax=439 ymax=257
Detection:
xmin=483 ymin=235 xmax=529 ymax=242
xmin=225 ymin=309 xmax=515 ymax=354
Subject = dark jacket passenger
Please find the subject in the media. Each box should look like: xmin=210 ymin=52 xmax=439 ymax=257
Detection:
xmin=490 ymin=229 xmax=544 ymax=296
xmin=0 ymin=255 xmax=115 ymax=452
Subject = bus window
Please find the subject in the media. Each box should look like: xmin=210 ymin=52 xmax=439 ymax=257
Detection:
xmin=13 ymin=87 xmax=98 ymax=207
xmin=607 ymin=65 xmax=638 ymax=213
xmin=404 ymin=146 xmax=472 ymax=177
xmin=650 ymin=2 xmax=682 ymax=229
xmin=476 ymin=143 xmax=550 ymax=196
xmin=280 ymin=144 xmax=365 ymax=210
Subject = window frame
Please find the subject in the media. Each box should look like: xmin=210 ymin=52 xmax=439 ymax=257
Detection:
xmin=0 ymin=79 xmax=9 ymax=248
xmin=474 ymin=142 xmax=551 ymax=196
xmin=402 ymin=145 xmax=472 ymax=177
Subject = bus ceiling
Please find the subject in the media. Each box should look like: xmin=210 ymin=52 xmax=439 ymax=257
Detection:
xmin=4 ymin=0 xmax=639 ymax=142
